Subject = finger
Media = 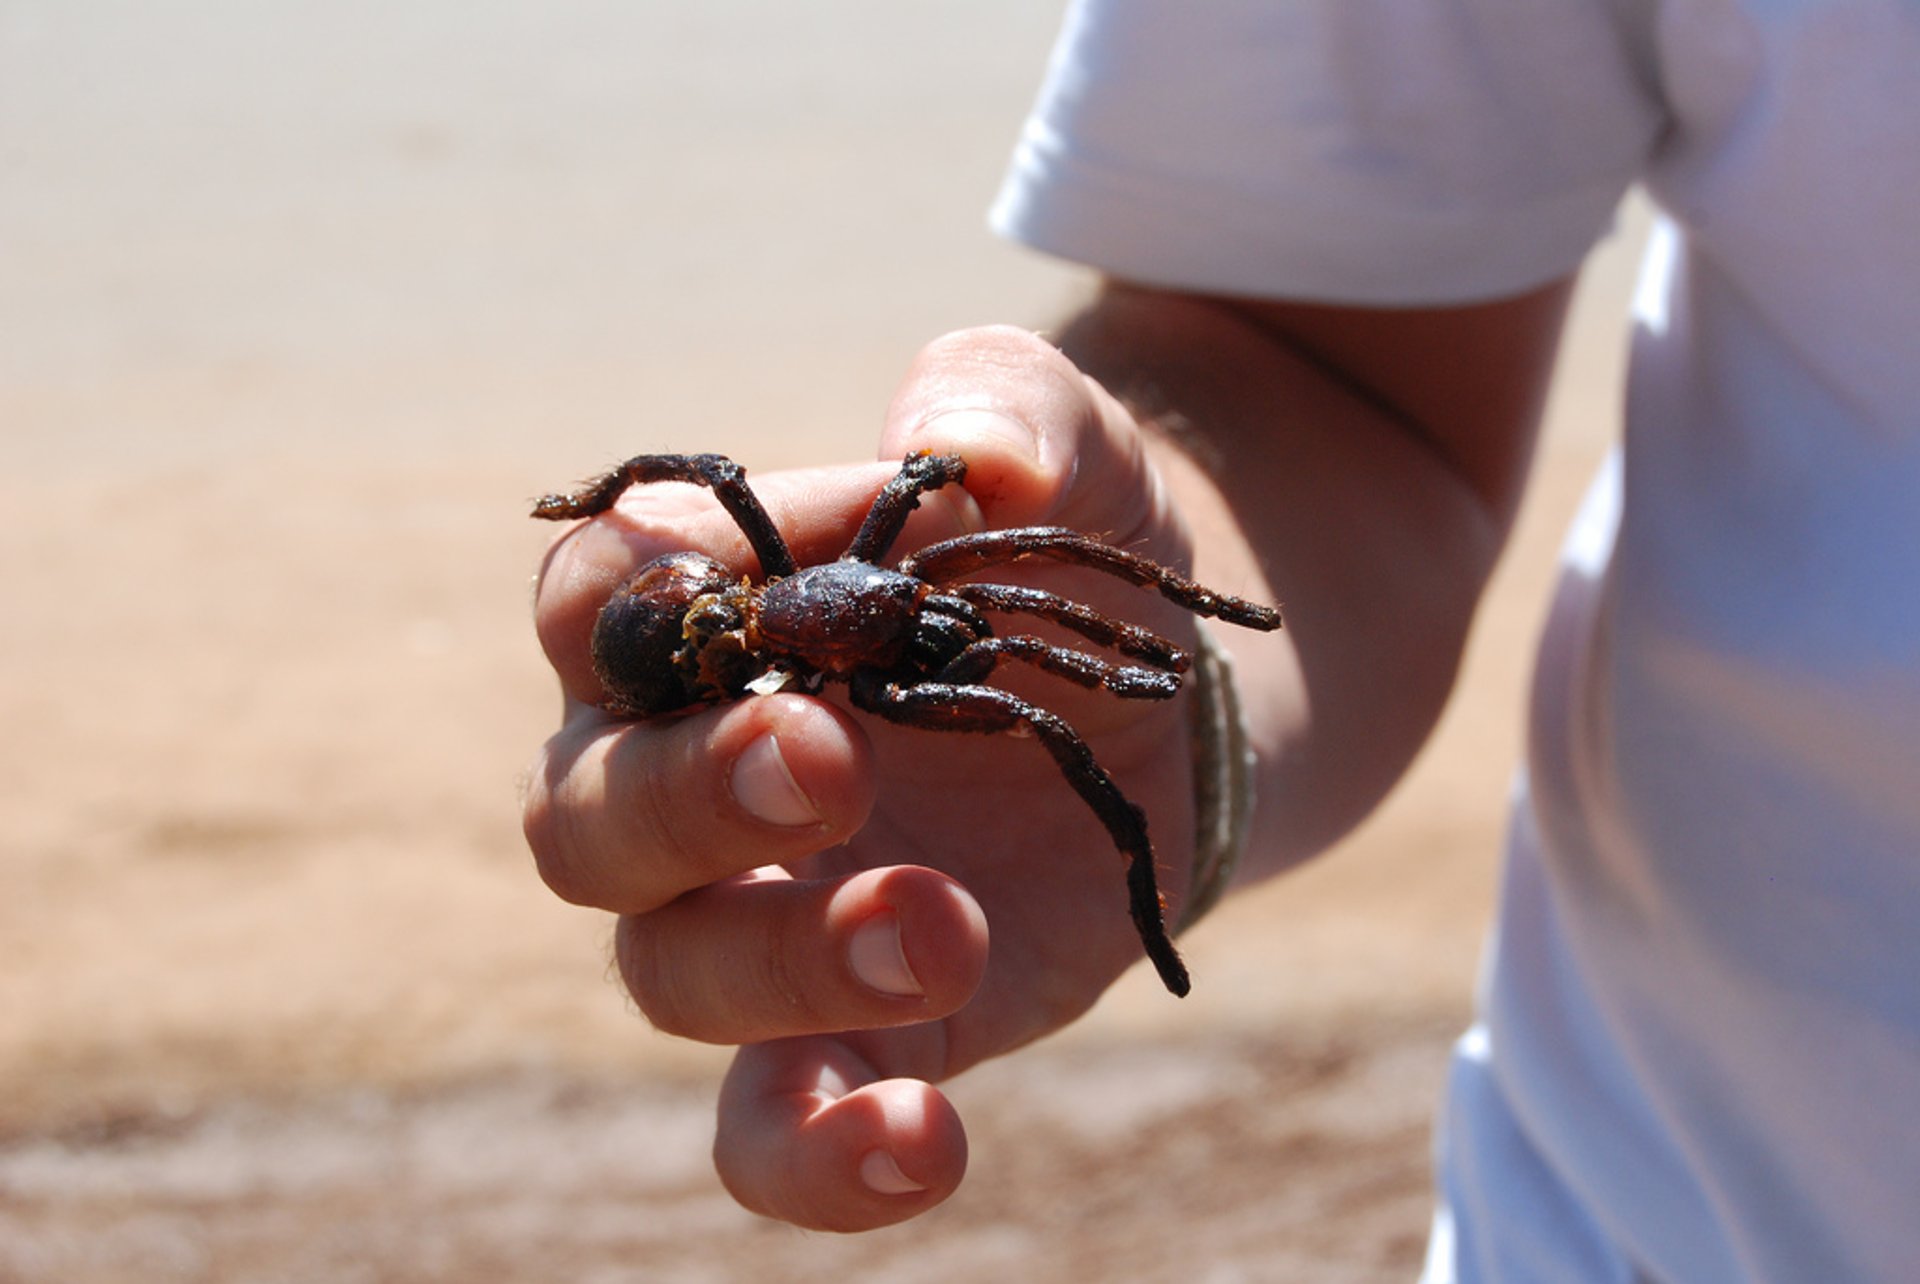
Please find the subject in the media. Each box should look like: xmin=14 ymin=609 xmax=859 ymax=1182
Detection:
xmin=522 ymin=693 xmax=875 ymax=914
xmin=614 ymin=864 xmax=989 ymax=1043
xmin=880 ymin=324 xmax=1169 ymax=547
xmin=715 ymin=1034 xmax=967 ymax=1231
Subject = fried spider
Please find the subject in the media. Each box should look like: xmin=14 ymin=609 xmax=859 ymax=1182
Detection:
xmin=532 ymin=450 xmax=1282 ymax=996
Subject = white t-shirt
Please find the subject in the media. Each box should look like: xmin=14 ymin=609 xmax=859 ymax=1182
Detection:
xmin=992 ymin=2 xmax=1920 ymax=1280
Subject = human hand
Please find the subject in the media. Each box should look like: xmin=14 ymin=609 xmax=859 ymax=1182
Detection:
xmin=523 ymin=327 xmax=1219 ymax=1230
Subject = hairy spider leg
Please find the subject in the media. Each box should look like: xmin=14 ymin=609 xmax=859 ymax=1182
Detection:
xmin=935 ymin=635 xmax=1181 ymax=699
xmin=848 ymin=674 xmax=1192 ymax=997
xmin=948 ymin=582 xmax=1190 ymax=671
xmin=842 ymin=452 xmax=970 ymax=565
xmin=531 ymin=453 xmax=798 ymax=578
xmin=901 ymin=528 xmax=1284 ymax=632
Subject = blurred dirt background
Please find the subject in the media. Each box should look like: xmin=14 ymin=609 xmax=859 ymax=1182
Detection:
xmin=0 ymin=3 xmax=1643 ymax=1280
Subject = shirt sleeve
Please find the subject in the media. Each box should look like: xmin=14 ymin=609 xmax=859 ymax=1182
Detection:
xmin=990 ymin=0 xmax=1666 ymax=305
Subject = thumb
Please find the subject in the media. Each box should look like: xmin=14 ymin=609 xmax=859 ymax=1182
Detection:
xmin=879 ymin=326 xmax=1168 ymax=549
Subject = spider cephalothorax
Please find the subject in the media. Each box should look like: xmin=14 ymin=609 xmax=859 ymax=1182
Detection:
xmin=532 ymin=450 xmax=1282 ymax=995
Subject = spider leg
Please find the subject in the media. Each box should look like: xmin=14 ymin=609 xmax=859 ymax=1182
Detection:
xmin=936 ymin=635 xmax=1180 ymax=700
xmin=848 ymin=673 xmax=1190 ymax=996
xmin=949 ymin=582 xmax=1189 ymax=671
xmin=921 ymin=592 xmax=992 ymax=639
xmin=531 ymin=453 xmax=797 ymax=578
xmin=906 ymin=596 xmax=990 ymax=673
xmin=842 ymin=451 xmax=970 ymax=564
xmin=900 ymin=528 xmax=1283 ymax=632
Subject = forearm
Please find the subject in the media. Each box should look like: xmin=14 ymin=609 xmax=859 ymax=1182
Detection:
xmin=1055 ymin=280 xmax=1569 ymax=878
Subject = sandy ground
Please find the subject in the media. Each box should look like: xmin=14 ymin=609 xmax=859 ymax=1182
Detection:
xmin=1 ymin=5 xmax=1643 ymax=1280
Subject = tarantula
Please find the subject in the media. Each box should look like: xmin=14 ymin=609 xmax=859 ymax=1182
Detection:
xmin=531 ymin=450 xmax=1281 ymax=995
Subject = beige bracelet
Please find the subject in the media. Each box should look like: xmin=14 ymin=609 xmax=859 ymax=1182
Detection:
xmin=1176 ymin=627 xmax=1255 ymax=933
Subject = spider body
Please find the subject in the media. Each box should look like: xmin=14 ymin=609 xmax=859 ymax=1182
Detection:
xmin=755 ymin=560 xmax=930 ymax=675
xmin=533 ymin=450 xmax=1283 ymax=996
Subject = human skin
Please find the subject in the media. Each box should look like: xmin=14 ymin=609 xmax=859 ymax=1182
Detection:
xmin=522 ymin=277 xmax=1571 ymax=1231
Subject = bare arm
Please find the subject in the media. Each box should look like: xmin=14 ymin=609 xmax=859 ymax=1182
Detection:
xmin=1052 ymin=279 xmax=1572 ymax=876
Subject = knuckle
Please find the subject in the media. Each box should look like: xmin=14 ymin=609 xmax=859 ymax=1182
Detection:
xmin=613 ymin=885 xmax=845 ymax=1043
xmin=533 ymin=534 xmax=623 ymax=696
xmin=615 ymin=914 xmax=697 ymax=1037
xmin=525 ymin=805 xmax=605 ymax=910
xmin=521 ymin=765 xmax=596 ymax=908
xmin=758 ymin=907 xmax=828 ymax=1023
xmin=633 ymin=733 xmax=715 ymax=885
xmin=523 ymin=726 xmax=681 ymax=913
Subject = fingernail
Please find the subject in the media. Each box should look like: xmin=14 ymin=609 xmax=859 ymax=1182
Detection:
xmin=729 ymin=734 xmax=820 ymax=827
xmin=848 ymin=912 xmax=923 ymax=997
xmin=859 ymin=1149 xmax=927 ymax=1196
xmin=914 ymin=408 xmax=1038 ymax=463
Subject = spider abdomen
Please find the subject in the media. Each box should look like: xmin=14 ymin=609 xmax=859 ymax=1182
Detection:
xmin=591 ymin=551 xmax=739 ymax=716
xmin=756 ymin=560 xmax=928 ymax=674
